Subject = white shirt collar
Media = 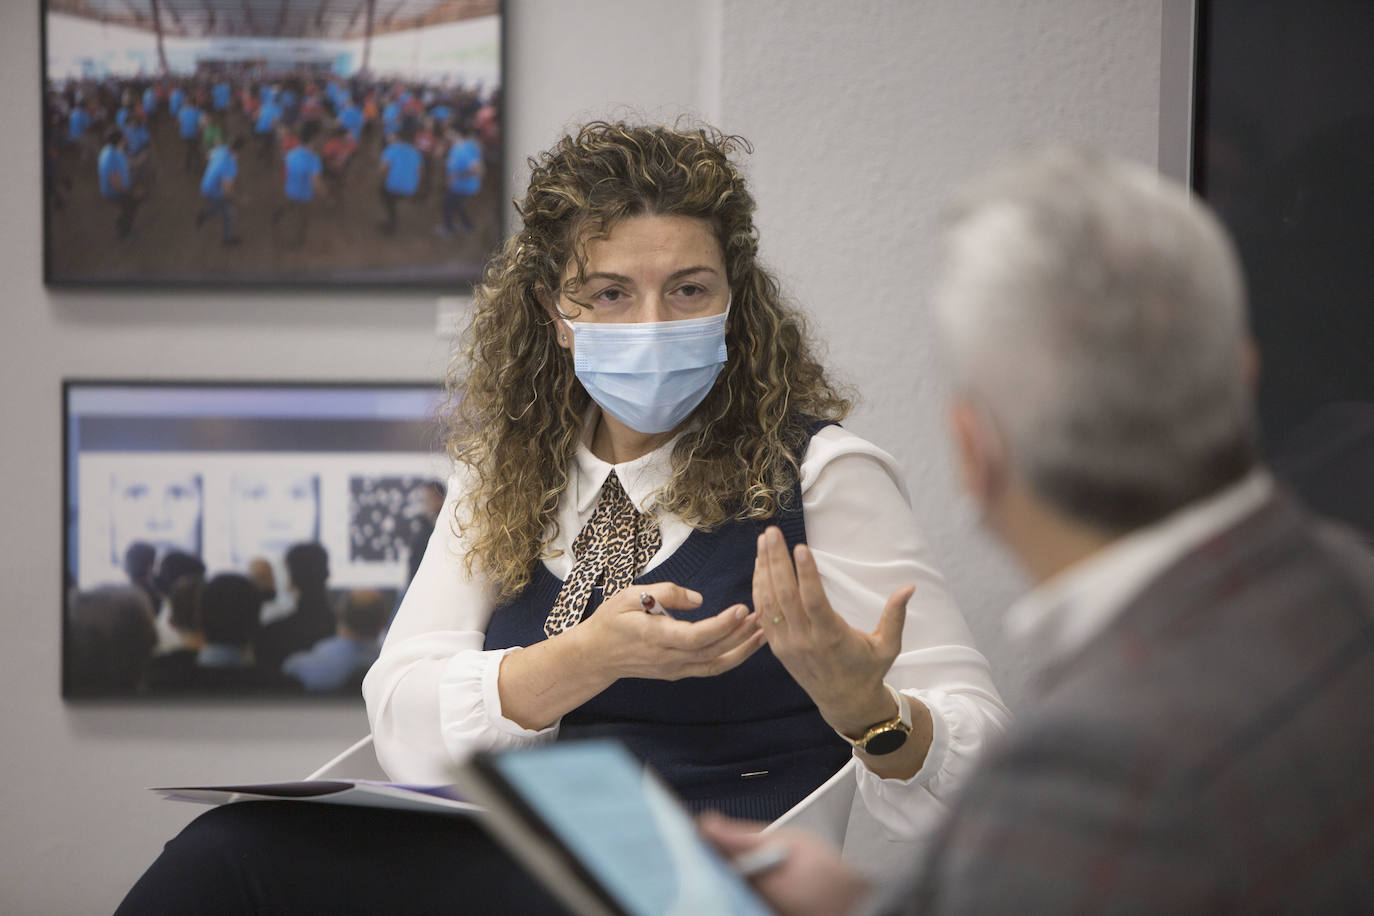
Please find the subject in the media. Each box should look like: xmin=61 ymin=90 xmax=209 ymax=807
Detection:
xmin=571 ymin=404 xmax=688 ymax=516
xmin=1005 ymin=469 xmax=1274 ymax=679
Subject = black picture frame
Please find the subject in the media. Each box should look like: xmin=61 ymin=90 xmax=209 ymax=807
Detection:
xmin=62 ymin=378 xmax=449 ymax=700
xmin=41 ymin=0 xmax=504 ymax=290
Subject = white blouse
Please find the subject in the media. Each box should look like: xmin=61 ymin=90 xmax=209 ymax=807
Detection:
xmin=363 ymin=422 xmax=1010 ymax=844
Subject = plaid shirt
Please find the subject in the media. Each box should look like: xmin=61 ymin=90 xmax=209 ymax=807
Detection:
xmin=896 ymin=492 xmax=1374 ymax=914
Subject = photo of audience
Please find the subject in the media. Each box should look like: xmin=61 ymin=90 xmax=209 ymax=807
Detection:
xmin=42 ymin=1 xmax=502 ymax=286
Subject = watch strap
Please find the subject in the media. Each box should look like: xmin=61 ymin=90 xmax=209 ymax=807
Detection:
xmin=838 ymin=684 xmax=913 ymax=752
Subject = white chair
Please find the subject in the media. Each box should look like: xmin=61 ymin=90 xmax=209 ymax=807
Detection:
xmin=306 ymin=734 xmax=387 ymax=781
xmin=307 ymin=733 xmax=857 ymax=850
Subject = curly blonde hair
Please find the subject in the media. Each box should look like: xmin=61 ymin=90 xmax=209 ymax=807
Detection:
xmin=447 ymin=121 xmax=851 ymax=597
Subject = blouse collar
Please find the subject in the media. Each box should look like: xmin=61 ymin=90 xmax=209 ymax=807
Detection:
xmin=571 ymin=404 xmax=688 ymax=516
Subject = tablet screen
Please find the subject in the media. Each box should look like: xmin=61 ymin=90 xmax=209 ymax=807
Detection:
xmin=489 ymin=741 xmax=774 ymax=916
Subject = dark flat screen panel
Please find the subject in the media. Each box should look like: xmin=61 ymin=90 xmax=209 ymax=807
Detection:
xmin=1194 ymin=0 xmax=1374 ymax=545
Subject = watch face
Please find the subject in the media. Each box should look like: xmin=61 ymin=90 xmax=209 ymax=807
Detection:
xmin=863 ymin=728 xmax=909 ymax=756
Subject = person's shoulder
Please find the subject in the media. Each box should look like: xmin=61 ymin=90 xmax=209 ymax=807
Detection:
xmin=800 ymin=423 xmax=900 ymax=470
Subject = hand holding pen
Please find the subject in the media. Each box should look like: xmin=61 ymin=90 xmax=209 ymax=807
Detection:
xmin=640 ymin=591 xmax=671 ymax=617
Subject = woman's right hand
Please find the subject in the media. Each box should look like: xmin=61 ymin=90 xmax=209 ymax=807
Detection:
xmin=576 ymin=582 xmax=765 ymax=682
xmin=497 ymin=581 xmax=765 ymax=731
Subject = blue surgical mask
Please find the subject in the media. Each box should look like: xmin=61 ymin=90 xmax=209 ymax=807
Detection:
xmin=565 ymin=303 xmax=729 ymax=434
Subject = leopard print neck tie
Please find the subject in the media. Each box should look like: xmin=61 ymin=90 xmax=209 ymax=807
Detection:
xmin=545 ymin=470 xmax=662 ymax=637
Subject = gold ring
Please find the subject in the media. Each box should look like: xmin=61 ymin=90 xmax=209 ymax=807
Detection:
xmin=770 ymin=616 xmax=783 ymax=625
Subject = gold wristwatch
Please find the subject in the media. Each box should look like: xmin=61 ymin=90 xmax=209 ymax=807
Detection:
xmin=839 ymin=684 xmax=913 ymax=756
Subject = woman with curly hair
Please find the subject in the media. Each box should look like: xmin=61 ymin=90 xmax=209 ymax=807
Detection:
xmin=117 ymin=121 xmax=1006 ymax=913
xmin=367 ymin=121 xmax=1008 ymax=834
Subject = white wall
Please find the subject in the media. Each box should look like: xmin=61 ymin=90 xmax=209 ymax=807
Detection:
xmin=0 ymin=0 xmax=1163 ymax=910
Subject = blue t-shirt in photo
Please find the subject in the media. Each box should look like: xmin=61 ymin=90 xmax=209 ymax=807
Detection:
xmin=382 ymin=101 xmax=402 ymax=135
xmin=446 ymin=139 xmax=482 ymax=196
xmin=142 ymin=87 xmax=157 ymax=115
xmin=283 ymin=147 xmax=323 ymax=201
xmin=255 ymin=101 xmax=282 ymax=134
xmin=115 ymin=107 xmax=130 ymax=129
xmin=169 ymin=87 xmax=185 ymax=114
xmin=340 ymin=105 xmax=364 ymax=141
xmin=381 ymin=142 xmax=422 ymax=196
xmin=97 ymin=145 xmax=129 ymax=198
xmin=68 ymin=108 xmax=90 ymax=140
xmin=178 ymin=105 xmax=201 ymax=139
xmin=200 ymin=147 xmax=237 ymax=199
xmin=213 ymin=82 xmax=232 ymax=110
xmin=429 ymin=104 xmax=452 ymax=126
xmin=124 ymin=125 xmax=150 ymax=156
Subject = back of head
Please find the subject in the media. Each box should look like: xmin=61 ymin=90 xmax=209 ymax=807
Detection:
xmin=124 ymin=541 xmax=156 ymax=580
xmin=67 ymin=585 xmax=157 ymax=692
xmin=285 ymin=542 xmax=329 ymax=594
xmin=155 ymin=550 xmax=206 ymax=595
xmin=933 ymin=145 xmax=1256 ymax=531
xmin=167 ymin=574 xmax=204 ymax=633
xmin=339 ymin=589 xmax=389 ymax=640
xmin=198 ymin=573 xmax=263 ymax=646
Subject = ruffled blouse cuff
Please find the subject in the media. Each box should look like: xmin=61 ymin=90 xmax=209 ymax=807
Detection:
xmin=438 ymin=647 xmax=559 ymax=762
xmin=854 ymin=687 xmax=967 ymax=840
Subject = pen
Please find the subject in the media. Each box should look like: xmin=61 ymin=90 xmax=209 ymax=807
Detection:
xmin=731 ymin=843 xmax=789 ymax=878
xmin=640 ymin=591 xmax=669 ymax=616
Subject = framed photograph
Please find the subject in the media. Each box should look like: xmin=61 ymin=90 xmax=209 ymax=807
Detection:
xmin=63 ymin=380 xmax=451 ymax=699
xmin=42 ymin=0 xmax=503 ymax=288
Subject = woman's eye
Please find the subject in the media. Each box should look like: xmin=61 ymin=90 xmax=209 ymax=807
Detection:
xmin=595 ymin=288 xmax=625 ymax=303
xmin=676 ymin=284 xmax=704 ymax=297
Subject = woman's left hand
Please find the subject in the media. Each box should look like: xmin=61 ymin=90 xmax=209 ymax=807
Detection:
xmin=753 ymin=526 xmax=914 ymax=740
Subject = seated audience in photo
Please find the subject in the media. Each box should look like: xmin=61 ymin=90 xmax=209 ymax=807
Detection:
xmin=188 ymin=573 xmax=302 ymax=693
xmin=283 ymin=589 xmax=388 ymax=693
xmin=254 ymin=542 xmax=333 ymax=674
xmin=406 ymin=478 xmax=446 ymax=584
xmin=247 ymin=556 xmax=278 ymax=606
xmin=705 ymin=146 xmax=1374 ymax=915
xmin=144 ymin=575 xmax=206 ymax=691
xmin=66 ymin=585 xmax=157 ymax=695
xmin=153 ymin=550 xmax=207 ymax=604
xmin=122 ymin=541 xmax=159 ymax=615
xmin=151 ymin=550 xmax=207 ymax=652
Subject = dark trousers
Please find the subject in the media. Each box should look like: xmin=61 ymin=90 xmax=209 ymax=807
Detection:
xmin=182 ymin=135 xmax=201 ymax=172
xmin=199 ymin=196 xmax=235 ymax=242
xmin=442 ymin=190 xmax=475 ymax=232
xmin=114 ymin=801 xmax=570 ymax=915
xmin=379 ymin=187 xmax=412 ymax=233
xmin=108 ymin=192 xmax=140 ymax=239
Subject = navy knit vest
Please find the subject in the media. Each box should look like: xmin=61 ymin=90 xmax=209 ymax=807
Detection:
xmin=484 ymin=427 xmax=851 ymax=821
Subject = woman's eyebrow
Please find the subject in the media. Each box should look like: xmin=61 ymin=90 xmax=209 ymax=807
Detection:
xmin=581 ymin=266 xmax=719 ymax=285
xmin=583 ymin=271 xmax=633 ymax=284
xmin=666 ymin=266 xmax=720 ymax=281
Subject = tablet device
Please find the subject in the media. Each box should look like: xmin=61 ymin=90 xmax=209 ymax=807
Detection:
xmin=453 ymin=740 xmax=775 ymax=916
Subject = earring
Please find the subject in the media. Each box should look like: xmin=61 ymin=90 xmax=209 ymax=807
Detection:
xmin=560 ymin=334 xmax=568 ymax=343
